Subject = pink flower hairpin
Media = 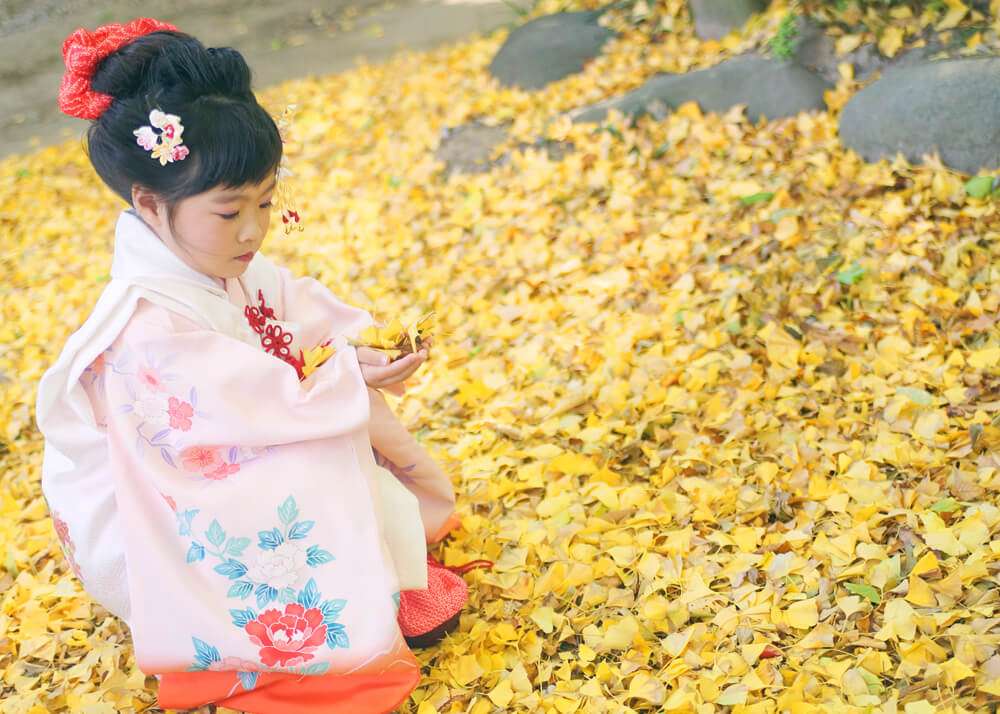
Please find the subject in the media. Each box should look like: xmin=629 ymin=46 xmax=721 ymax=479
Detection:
xmin=133 ymin=109 xmax=189 ymax=165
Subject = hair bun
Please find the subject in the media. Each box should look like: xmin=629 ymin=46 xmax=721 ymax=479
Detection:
xmin=58 ymin=17 xmax=178 ymax=120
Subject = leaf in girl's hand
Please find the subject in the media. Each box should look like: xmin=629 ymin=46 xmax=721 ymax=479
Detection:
xmin=301 ymin=343 xmax=336 ymax=378
xmin=350 ymin=311 xmax=436 ymax=360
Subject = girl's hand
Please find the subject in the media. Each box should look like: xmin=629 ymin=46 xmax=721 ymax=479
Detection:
xmin=357 ymin=345 xmax=429 ymax=395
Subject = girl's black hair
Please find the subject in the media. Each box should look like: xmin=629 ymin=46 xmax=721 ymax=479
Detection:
xmin=86 ymin=30 xmax=282 ymax=219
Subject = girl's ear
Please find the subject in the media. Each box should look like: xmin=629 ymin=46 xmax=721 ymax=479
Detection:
xmin=131 ymin=184 xmax=168 ymax=237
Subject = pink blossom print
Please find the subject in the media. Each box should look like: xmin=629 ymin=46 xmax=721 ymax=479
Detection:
xmin=204 ymin=462 xmax=241 ymax=481
xmin=180 ymin=446 xmax=223 ymax=472
xmin=106 ymin=342 xmax=270 ymax=481
xmin=167 ymin=396 xmax=194 ymax=431
xmin=136 ymin=365 xmax=168 ymax=392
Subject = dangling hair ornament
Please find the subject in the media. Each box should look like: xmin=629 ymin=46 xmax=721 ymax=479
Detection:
xmin=134 ymin=109 xmax=189 ymax=165
xmin=274 ymin=104 xmax=304 ymax=234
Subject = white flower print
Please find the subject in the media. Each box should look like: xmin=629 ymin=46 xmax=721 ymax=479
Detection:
xmin=245 ymin=541 xmax=308 ymax=590
xmin=132 ymin=393 xmax=170 ymax=425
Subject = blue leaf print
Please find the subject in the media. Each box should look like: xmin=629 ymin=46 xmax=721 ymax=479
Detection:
xmin=177 ymin=509 xmax=199 ymax=537
xmin=229 ymin=446 xmax=238 ymax=463
xmin=278 ymin=496 xmax=298 ymax=525
xmin=278 ymin=587 xmax=296 ymax=604
xmin=297 ymin=578 xmax=320 ymax=609
xmin=186 ymin=542 xmax=205 ymax=563
xmin=288 ymin=520 xmax=315 ymax=540
xmin=257 ymin=527 xmax=284 ymax=551
xmin=118 ymin=404 xmax=133 ymax=413
xmin=325 ymin=623 xmax=350 ymax=649
xmin=230 ymin=608 xmax=257 ymax=628
xmin=306 ymin=545 xmax=334 ymax=567
xmin=237 ymin=671 xmax=258 ymax=691
xmin=151 ymin=428 xmax=171 ymax=444
xmin=206 ymin=520 xmax=226 ymax=548
xmin=228 ymin=581 xmax=254 ymax=599
xmin=160 ymin=448 xmax=175 ymax=468
xmin=303 ymin=662 xmax=330 ymax=675
xmin=255 ymin=583 xmax=278 ymax=609
xmin=192 ymin=637 xmax=221 ymax=667
xmin=214 ymin=559 xmax=248 ymax=580
xmin=225 ymin=537 xmax=251 ymax=557
xmin=189 ymin=386 xmax=198 ymax=407
xmin=319 ymin=599 xmax=347 ymax=624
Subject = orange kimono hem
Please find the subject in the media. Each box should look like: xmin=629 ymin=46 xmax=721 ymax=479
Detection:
xmin=156 ymin=512 xmax=462 ymax=713
xmin=157 ymin=633 xmax=421 ymax=714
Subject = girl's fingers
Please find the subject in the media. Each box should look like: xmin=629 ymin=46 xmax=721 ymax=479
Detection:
xmin=383 ymin=381 xmax=406 ymax=396
xmin=360 ymin=352 xmax=427 ymax=389
xmin=356 ymin=347 xmax=390 ymax=366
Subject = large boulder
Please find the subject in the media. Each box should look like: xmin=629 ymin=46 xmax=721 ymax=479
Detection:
xmin=839 ymin=56 xmax=1000 ymax=175
xmin=488 ymin=11 xmax=616 ymax=90
xmin=689 ymin=0 xmax=768 ymax=40
xmin=436 ymin=121 xmax=509 ymax=175
xmin=570 ymin=55 xmax=830 ymax=124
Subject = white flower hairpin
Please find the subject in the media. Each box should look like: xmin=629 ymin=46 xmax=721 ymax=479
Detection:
xmin=133 ymin=109 xmax=189 ymax=165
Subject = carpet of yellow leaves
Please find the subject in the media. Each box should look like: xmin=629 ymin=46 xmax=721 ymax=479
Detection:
xmin=2 ymin=0 xmax=1000 ymax=712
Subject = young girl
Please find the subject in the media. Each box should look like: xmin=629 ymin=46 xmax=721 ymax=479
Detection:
xmin=35 ymin=18 xmax=489 ymax=713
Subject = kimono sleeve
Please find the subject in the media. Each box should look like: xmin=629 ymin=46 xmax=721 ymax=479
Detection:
xmin=275 ymin=264 xmax=374 ymax=348
xmin=111 ymin=312 xmax=372 ymax=449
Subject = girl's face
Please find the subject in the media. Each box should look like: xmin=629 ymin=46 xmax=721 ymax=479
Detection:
xmin=133 ymin=175 xmax=276 ymax=288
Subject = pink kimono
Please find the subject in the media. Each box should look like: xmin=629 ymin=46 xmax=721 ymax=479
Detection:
xmin=36 ymin=210 xmax=460 ymax=712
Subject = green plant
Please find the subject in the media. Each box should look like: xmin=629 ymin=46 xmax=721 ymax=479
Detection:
xmin=769 ymin=12 xmax=800 ymax=59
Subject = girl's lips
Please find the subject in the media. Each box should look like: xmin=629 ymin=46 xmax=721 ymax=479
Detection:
xmin=236 ymin=252 xmax=255 ymax=262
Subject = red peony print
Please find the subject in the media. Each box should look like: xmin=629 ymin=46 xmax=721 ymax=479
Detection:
xmin=180 ymin=446 xmax=222 ymax=473
xmin=244 ymin=603 xmax=327 ymax=667
xmin=204 ymin=462 xmax=241 ymax=481
xmin=51 ymin=513 xmax=84 ymax=581
xmin=167 ymin=396 xmax=194 ymax=431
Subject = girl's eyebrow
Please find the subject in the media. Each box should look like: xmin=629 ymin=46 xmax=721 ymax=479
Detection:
xmin=211 ymin=180 xmax=278 ymax=203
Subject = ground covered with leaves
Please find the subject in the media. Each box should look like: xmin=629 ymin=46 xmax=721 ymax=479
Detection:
xmin=2 ymin=0 xmax=1000 ymax=711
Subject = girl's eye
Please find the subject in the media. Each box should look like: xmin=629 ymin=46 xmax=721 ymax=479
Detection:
xmin=218 ymin=212 xmax=238 ymax=220
xmin=261 ymin=200 xmax=273 ymax=209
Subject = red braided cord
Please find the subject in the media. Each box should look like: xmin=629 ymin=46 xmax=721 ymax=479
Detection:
xmin=58 ymin=17 xmax=178 ymax=120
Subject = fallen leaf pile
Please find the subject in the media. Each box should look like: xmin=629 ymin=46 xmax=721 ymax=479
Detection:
xmin=2 ymin=0 xmax=1000 ymax=712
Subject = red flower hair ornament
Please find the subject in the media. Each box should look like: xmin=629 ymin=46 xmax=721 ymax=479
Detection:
xmin=58 ymin=17 xmax=178 ymax=120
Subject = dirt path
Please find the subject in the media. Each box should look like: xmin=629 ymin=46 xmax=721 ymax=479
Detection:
xmin=0 ymin=0 xmax=519 ymax=159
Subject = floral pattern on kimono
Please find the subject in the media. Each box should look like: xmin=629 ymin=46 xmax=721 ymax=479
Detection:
xmin=99 ymin=340 xmax=272 ymax=482
xmin=180 ymin=494 xmax=348 ymax=690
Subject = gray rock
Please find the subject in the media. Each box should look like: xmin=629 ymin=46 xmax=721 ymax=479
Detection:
xmin=689 ymin=0 xmax=767 ymax=40
xmin=436 ymin=122 xmax=574 ymax=175
xmin=488 ymin=11 xmax=616 ymax=90
xmin=840 ymin=56 xmax=1000 ymax=175
xmin=570 ymin=55 xmax=830 ymax=124
xmin=436 ymin=121 xmax=509 ymax=175
xmin=792 ymin=17 xmax=837 ymax=84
